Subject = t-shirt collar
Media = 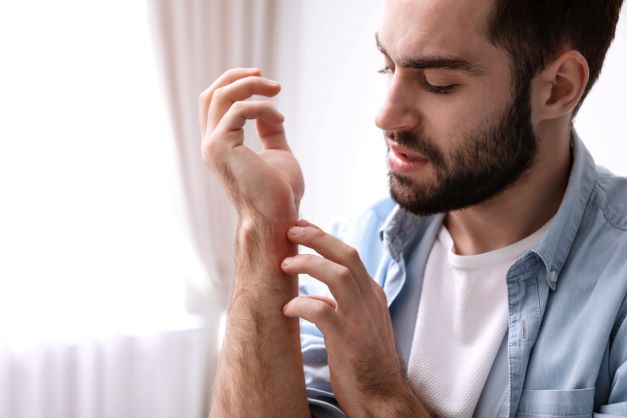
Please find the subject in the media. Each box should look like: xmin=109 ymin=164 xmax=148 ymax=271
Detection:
xmin=379 ymin=128 xmax=597 ymax=290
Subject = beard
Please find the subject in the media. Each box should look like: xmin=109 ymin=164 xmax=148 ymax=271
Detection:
xmin=387 ymin=83 xmax=537 ymax=216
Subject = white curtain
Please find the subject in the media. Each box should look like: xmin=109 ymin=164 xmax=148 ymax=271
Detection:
xmin=0 ymin=328 xmax=210 ymax=418
xmin=1 ymin=1 xmax=217 ymax=417
xmin=146 ymin=0 xmax=281 ymax=314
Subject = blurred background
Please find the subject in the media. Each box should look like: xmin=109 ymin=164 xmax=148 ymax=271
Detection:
xmin=0 ymin=1 xmax=625 ymax=417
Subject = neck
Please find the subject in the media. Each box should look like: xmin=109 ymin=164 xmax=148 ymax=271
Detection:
xmin=445 ymin=121 xmax=573 ymax=256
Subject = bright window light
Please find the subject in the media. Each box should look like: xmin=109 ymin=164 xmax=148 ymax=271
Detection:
xmin=0 ymin=1 xmax=196 ymax=349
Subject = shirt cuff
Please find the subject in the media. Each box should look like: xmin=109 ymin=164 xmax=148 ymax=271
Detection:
xmin=307 ymin=387 xmax=347 ymax=418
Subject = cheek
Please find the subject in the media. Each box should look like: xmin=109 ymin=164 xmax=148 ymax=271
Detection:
xmin=417 ymin=102 xmax=473 ymax=154
xmin=419 ymin=88 xmax=509 ymax=150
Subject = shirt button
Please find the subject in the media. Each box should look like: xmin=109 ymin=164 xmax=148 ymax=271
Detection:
xmin=549 ymin=270 xmax=558 ymax=283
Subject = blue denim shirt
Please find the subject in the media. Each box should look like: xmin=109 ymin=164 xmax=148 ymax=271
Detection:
xmin=300 ymin=131 xmax=627 ymax=417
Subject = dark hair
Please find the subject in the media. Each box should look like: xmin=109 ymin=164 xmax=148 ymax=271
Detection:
xmin=487 ymin=0 xmax=624 ymax=114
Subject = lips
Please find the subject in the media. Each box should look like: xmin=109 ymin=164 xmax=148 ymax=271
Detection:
xmin=396 ymin=150 xmax=422 ymax=162
xmin=389 ymin=144 xmax=428 ymax=163
xmin=387 ymin=144 xmax=429 ymax=174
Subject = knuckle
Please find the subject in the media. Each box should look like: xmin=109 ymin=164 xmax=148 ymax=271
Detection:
xmin=311 ymin=227 xmax=325 ymax=239
xmin=374 ymin=285 xmax=387 ymax=303
xmin=313 ymin=302 xmax=333 ymax=321
xmin=212 ymin=86 xmax=225 ymax=101
xmin=198 ymin=89 xmax=210 ymax=104
xmin=336 ymin=266 xmax=353 ymax=281
xmin=230 ymin=100 xmax=246 ymax=113
xmin=345 ymin=246 xmax=359 ymax=261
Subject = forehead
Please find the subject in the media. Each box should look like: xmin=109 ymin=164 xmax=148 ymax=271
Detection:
xmin=379 ymin=0 xmax=495 ymax=60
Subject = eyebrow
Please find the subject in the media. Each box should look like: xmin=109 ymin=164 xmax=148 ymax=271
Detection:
xmin=375 ymin=33 xmax=487 ymax=76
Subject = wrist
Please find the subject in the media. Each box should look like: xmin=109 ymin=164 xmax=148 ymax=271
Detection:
xmin=238 ymin=198 xmax=300 ymax=232
xmin=360 ymin=381 xmax=430 ymax=418
xmin=392 ymin=386 xmax=431 ymax=418
xmin=233 ymin=215 xmax=299 ymax=304
xmin=237 ymin=216 xmax=298 ymax=259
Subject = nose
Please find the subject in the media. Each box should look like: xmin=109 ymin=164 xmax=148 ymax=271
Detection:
xmin=375 ymin=73 xmax=420 ymax=132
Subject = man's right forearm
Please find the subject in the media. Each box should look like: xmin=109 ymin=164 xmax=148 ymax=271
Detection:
xmin=208 ymin=219 xmax=310 ymax=418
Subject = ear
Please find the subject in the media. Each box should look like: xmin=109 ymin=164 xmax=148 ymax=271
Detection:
xmin=531 ymin=50 xmax=590 ymax=122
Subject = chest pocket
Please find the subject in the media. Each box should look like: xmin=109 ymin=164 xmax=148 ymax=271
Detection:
xmin=515 ymin=387 xmax=595 ymax=417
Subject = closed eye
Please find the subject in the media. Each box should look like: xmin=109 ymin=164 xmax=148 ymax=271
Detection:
xmin=420 ymin=75 xmax=457 ymax=94
xmin=377 ymin=66 xmax=458 ymax=95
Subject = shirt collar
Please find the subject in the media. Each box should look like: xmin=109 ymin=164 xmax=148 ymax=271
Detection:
xmin=378 ymin=206 xmax=438 ymax=262
xmin=379 ymin=129 xmax=597 ymax=290
xmin=531 ymin=129 xmax=597 ymax=290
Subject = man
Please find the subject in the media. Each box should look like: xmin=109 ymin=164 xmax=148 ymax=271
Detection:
xmin=199 ymin=0 xmax=627 ymax=416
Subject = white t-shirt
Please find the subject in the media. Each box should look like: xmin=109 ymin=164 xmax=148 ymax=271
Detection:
xmin=406 ymin=222 xmax=550 ymax=417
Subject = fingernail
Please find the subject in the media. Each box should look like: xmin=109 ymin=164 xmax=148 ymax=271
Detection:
xmin=288 ymin=226 xmax=303 ymax=236
xmin=267 ymin=80 xmax=280 ymax=87
xmin=282 ymin=257 xmax=293 ymax=267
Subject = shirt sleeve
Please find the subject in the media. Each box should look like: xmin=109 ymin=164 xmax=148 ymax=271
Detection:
xmin=307 ymin=387 xmax=348 ymax=417
xmin=594 ymin=303 xmax=627 ymax=416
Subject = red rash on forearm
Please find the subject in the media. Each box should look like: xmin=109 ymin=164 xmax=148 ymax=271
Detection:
xmin=208 ymin=220 xmax=310 ymax=418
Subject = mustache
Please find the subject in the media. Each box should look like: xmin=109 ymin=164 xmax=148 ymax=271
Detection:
xmin=384 ymin=130 xmax=444 ymax=167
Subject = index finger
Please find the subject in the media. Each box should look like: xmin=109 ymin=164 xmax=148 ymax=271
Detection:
xmin=286 ymin=224 xmax=372 ymax=290
xmin=198 ymin=67 xmax=261 ymax=133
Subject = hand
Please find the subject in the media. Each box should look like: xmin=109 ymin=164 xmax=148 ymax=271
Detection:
xmin=199 ymin=68 xmax=304 ymax=223
xmin=280 ymin=220 xmax=427 ymax=417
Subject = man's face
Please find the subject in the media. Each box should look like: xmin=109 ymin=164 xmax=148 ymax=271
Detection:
xmin=376 ymin=0 xmax=538 ymax=215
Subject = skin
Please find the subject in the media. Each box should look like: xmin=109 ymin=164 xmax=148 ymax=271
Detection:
xmin=376 ymin=0 xmax=588 ymax=255
xmin=201 ymin=0 xmax=590 ymax=416
xmin=201 ymin=68 xmax=310 ymax=418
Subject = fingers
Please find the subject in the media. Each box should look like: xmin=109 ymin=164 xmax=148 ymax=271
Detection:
xmin=255 ymin=118 xmax=290 ymax=151
xmin=201 ymin=100 xmax=286 ymax=169
xmin=200 ymin=68 xmax=291 ymax=161
xmin=306 ymin=295 xmax=338 ymax=310
xmin=199 ymin=68 xmax=261 ymax=133
xmin=206 ymin=75 xmax=281 ymax=132
xmin=281 ymin=254 xmax=361 ymax=309
xmin=283 ymin=296 xmax=339 ymax=335
xmin=286 ymin=224 xmax=371 ymax=291
xmin=214 ymin=100 xmax=284 ymax=146
xmin=294 ymin=219 xmax=321 ymax=229
xmin=222 ymin=100 xmax=284 ymax=130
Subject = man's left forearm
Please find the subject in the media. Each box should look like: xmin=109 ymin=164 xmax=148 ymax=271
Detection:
xmin=362 ymin=383 xmax=431 ymax=418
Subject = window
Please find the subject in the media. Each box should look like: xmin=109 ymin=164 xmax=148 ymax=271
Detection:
xmin=0 ymin=1 xmax=195 ymax=348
